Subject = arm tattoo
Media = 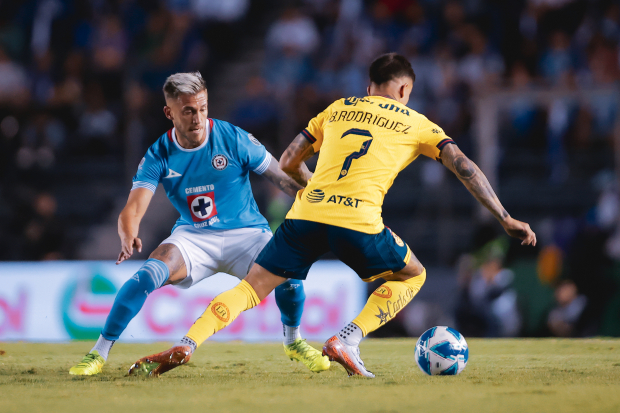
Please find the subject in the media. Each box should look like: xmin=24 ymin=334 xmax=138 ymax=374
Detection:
xmin=280 ymin=134 xmax=315 ymax=186
xmin=452 ymin=155 xmax=476 ymax=180
xmin=262 ymin=155 xmax=304 ymax=198
xmin=441 ymin=145 xmax=509 ymax=222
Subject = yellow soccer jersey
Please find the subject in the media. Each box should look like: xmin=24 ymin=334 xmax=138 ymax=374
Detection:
xmin=286 ymin=95 xmax=455 ymax=234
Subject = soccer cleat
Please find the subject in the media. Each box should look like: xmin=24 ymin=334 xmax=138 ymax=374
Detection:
xmin=69 ymin=351 xmax=105 ymax=376
xmin=322 ymin=335 xmax=375 ymax=378
xmin=284 ymin=339 xmax=330 ymax=372
xmin=127 ymin=345 xmax=192 ymax=377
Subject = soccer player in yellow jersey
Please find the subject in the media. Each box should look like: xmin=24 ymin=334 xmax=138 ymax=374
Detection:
xmin=129 ymin=53 xmax=536 ymax=378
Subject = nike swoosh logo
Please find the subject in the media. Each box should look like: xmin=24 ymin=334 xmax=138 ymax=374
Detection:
xmin=164 ymin=169 xmax=182 ymax=178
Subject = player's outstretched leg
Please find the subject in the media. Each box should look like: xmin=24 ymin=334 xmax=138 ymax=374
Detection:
xmin=69 ymin=259 xmax=169 ymax=375
xmin=129 ymin=279 xmax=261 ymax=376
xmin=129 ymin=265 xmax=284 ymax=377
xmin=275 ymin=279 xmax=330 ymax=372
xmin=323 ymin=269 xmax=427 ymax=378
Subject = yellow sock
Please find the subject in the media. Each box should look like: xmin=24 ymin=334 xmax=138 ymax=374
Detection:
xmin=352 ymin=269 xmax=426 ymax=336
xmin=185 ymin=280 xmax=260 ymax=346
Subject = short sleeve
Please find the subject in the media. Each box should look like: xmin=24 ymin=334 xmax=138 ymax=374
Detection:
xmin=237 ymin=127 xmax=270 ymax=174
xmin=132 ymin=146 xmax=165 ymax=193
xmin=417 ymin=117 xmax=455 ymax=161
xmin=300 ymin=105 xmax=331 ymax=152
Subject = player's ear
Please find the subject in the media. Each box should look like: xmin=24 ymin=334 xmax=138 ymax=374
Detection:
xmin=399 ymin=83 xmax=407 ymax=99
xmin=366 ymin=84 xmax=371 ymax=96
xmin=163 ymin=106 xmax=173 ymax=121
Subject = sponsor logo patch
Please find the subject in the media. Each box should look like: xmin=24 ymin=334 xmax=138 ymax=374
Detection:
xmin=392 ymin=233 xmax=404 ymax=247
xmin=374 ymin=288 xmax=416 ymax=325
xmin=164 ymin=168 xmax=182 ymax=178
xmin=186 ymin=192 xmax=217 ymax=222
xmin=306 ymin=189 xmax=325 ymax=203
xmin=388 ymin=228 xmax=405 ymax=247
xmin=373 ymin=285 xmax=392 ymax=299
xmin=211 ymin=154 xmax=228 ymax=171
xmin=211 ymin=302 xmax=230 ymax=322
xmin=248 ymin=133 xmax=261 ymax=146
xmin=138 ymin=157 xmax=145 ymax=170
xmin=326 ymin=195 xmax=363 ymax=208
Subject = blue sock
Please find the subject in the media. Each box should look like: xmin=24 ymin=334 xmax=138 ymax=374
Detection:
xmin=101 ymin=258 xmax=169 ymax=340
xmin=275 ymin=279 xmax=305 ymax=327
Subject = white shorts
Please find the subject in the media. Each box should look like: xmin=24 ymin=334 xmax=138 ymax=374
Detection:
xmin=161 ymin=226 xmax=272 ymax=289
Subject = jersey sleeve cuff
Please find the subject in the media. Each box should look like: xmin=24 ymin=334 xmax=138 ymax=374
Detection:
xmin=301 ymin=129 xmax=317 ymax=143
xmin=131 ymin=181 xmax=157 ymax=193
xmin=253 ymin=151 xmax=272 ymax=175
xmin=436 ymin=138 xmax=456 ymax=150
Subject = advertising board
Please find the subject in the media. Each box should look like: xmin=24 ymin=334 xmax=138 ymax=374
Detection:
xmin=0 ymin=261 xmax=366 ymax=342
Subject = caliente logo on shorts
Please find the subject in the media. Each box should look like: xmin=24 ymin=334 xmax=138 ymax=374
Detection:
xmin=306 ymin=189 xmax=325 ymax=203
xmin=387 ymin=227 xmax=405 ymax=247
xmin=211 ymin=302 xmax=230 ymax=322
xmin=212 ymin=154 xmax=228 ymax=171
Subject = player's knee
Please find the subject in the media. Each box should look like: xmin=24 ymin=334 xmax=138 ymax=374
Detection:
xmin=133 ymin=258 xmax=170 ymax=290
xmin=149 ymin=244 xmax=185 ymax=281
xmin=406 ymin=255 xmax=424 ymax=276
xmin=390 ymin=257 xmax=424 ymax=281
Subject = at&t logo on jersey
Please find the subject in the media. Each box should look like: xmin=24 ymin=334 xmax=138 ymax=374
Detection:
xmin=305 ymin=189 xmax=325 ymax=203
xmin=186 ymin=192 xmax=218 ymax=225
xmin=212 ymin=154 xmax=228 ymax=170
xmin=327 ymin=194 xmax=363 ymax=208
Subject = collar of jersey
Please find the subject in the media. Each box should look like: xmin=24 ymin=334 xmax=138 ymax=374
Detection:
xmin=371 ymin=94 xmax=397 ymax=101
xmin=171 ymin=119 xmax=211 ymax=152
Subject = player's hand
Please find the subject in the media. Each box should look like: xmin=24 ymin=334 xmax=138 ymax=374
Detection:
xmin=501 ymin=217 xmax=536 ymax=246
xmin=116 ymin=236 xmax=142 ymax=264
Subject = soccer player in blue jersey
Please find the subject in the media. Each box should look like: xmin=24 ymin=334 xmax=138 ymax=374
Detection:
xmin=69 ymin=72 xmax=329 ymax=375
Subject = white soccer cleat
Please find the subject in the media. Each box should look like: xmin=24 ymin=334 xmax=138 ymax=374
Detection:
xmin=322 ymin=335 xmax=375 ymax=378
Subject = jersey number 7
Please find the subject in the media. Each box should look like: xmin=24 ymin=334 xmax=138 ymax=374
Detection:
xmin=338 ymin=129 xmax=373 ymax=180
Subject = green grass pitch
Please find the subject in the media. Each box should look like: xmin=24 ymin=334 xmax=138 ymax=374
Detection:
xmin=1 ymin=339 xmax=619 ymax=413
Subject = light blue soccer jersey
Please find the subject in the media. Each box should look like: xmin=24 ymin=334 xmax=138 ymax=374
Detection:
xmin=132 ymin=118 xmax=271 ymax=232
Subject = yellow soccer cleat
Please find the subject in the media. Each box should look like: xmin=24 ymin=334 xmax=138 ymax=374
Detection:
xmin=284 ymin=339 xmax=330 ymax=373
xmin=69 ymin=351 xmax=105 ymax=376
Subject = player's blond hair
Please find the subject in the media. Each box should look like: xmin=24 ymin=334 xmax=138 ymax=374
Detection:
xmin=163 ymin=72 xmax=207 ymax=100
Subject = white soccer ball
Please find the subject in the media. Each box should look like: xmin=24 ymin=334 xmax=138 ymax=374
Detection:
xmin=415 ymin=326 xmax=469 ymax=375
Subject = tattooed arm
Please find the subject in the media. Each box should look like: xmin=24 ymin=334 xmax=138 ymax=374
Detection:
xmin=261 ymin=154 xmax=305 ymax=198
xmin=440 ymin=144 xmax=537 ymax=246
xmin=280 ymin=133 xmax=315 ymax=187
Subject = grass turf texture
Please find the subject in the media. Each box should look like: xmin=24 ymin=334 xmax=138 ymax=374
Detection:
xmin=1 ymin=339 xmax=619 ymax=413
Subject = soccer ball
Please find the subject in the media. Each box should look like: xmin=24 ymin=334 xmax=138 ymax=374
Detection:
xmin=415 ymin=326 xmax=469 ymax=375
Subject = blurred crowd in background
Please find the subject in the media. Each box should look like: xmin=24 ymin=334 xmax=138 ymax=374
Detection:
xmin=0 ymin=0 xmax=619 ymax=337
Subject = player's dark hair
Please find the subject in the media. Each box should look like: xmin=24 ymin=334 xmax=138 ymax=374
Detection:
xmin=369 ymin=53 xmax=416 ymax=86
